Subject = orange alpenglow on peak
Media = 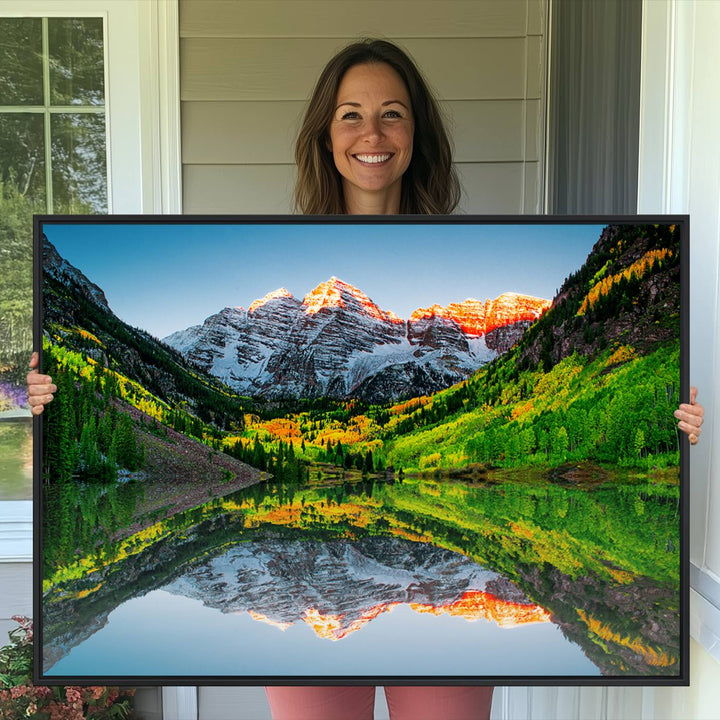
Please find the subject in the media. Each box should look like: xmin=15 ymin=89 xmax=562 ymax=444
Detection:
xmin=268 ymin=591 xmax=551 ymax=641
xmin=410 ymin=292 xmax=551 ymax=335
xmin=303 ymin=277 xmax=402 ymax=323
xmin=248 ymin=288 xmax=295 ymax=313
xmin=410 ymin=590 xmax=551 ymax=628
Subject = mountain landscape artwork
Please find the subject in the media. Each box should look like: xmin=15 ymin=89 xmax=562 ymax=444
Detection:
xmin=35 ymin=216 xmax=687 ymax=685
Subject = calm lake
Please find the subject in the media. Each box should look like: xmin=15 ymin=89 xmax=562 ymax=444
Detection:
xmin=42 ymin=470 xmax=680 ymax=679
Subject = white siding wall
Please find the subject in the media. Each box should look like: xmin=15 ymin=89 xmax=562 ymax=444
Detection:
xmin=179 ymin=0 xmax=547 ymax=214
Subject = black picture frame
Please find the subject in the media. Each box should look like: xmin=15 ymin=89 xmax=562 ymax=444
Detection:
xmin=34 ymin=214 xmax=690 ymax=687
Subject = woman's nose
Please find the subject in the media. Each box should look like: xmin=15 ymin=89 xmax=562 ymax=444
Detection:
xmin=362 ymin=116 xmax=384 ymax=142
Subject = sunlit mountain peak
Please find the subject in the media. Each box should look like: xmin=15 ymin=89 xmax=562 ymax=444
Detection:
xmin=249 ymin=288 xmax=295 ymax=313
xmin=410 ymin=294 xmax=551 ymax=336
xmin=302 ymin=277 xmax=401 ymax=323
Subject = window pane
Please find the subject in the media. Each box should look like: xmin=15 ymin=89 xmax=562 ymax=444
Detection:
xmin=0 ymin=114 xmax=42 ymax=426
xmin=0 ymin=422 xmax=33 ymax=500
xmin=0 ymin=113 xmax=47 ymax=206
xmin=0 ymin=206 xmax=34 ymax=390
xmin=51 ymin=113 xmax=107 ymax=213
xmin=0 ymin=18 xmax=44 ymax=105
xmin=49 ymin=18 xmax=105 ymax=106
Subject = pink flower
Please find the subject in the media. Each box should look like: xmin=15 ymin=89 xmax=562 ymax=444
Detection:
xmin=64 ymin=687 xmax=82 ymax=704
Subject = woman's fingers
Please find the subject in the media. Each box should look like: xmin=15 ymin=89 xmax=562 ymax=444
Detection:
xmin=27 ymin=351 xmax=56 ymax=414
xmin=674 ymin=387 xmax=704 ymax=444
xmin=28 ymin=396 xmax=53 ymax=415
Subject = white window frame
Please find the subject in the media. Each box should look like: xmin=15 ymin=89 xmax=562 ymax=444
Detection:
xmin=0 ymin=0 xmax=181 ymax=215
xmin=0 ymin=0 xmax=181 ymax=562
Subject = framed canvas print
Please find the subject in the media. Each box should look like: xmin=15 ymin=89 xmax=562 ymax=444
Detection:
xmin=34 ymin=215 xmax=689 ymax=686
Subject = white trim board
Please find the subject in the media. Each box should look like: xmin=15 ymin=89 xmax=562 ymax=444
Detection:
xmin=0 ymin=502 xmax=32 ymax=563
xmin=162 ymin=687 xmax=198 ymax=720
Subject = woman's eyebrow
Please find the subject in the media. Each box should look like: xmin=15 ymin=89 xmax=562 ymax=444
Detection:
xmin=334 ymin=100 xmax=410 ymax=111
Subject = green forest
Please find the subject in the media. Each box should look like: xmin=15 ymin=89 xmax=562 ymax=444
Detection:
xmin=41 ymin=223 xmax=682 ymax=492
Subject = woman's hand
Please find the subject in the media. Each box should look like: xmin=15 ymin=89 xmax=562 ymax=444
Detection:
xmin=674 ymin=386 xmax=704 ymax=445
xmin=27 ymin=351 xmax=56 ymax=416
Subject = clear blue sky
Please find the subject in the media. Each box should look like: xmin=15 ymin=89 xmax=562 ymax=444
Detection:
xmin=43 ymin=221 xmax=605 ymax=339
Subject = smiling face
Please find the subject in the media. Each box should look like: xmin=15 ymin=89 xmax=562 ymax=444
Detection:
xmin=328 ymin=62 xmax=414 ymax=214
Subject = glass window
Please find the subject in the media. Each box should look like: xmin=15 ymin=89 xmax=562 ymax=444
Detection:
xmin=0 ymin=16 xmax=107 ymax=500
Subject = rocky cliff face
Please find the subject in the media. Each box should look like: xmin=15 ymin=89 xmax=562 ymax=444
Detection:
xmin=165 ymin=277 xmax=550 ymax=402
xmin=514 ymin=224 xmax=681 ymax=370
xmin=44 ymin=237 xmax=111 ymax=311
xmin=410 ymin=292 xmax=550 ymax=336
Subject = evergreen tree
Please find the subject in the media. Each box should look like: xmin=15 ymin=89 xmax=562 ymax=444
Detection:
xmin=43 ymin=366 xmax=76 ymax=483
xmin=112 ymin=413 xmax=140 ymax=470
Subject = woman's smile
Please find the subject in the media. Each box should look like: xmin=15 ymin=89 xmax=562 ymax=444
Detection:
xmin=353 ymin=153 xmax=394 ymax=164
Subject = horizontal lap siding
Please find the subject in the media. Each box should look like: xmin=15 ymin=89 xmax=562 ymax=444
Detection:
xmin=181 ymin=38 xmax=529 ymax=101
xmin=180 ymin=0 xmax=533 ymax=38
xmin=184 ymin=164 xmax=296 ymax=214
xmin=179 ymin=0 xmax=546 ymax=213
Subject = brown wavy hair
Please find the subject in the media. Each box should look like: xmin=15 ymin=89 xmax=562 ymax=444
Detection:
xmin=294 ymin=38 xmax=460 ymax=215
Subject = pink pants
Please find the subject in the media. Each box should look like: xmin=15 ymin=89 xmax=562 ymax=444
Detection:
xmin=265 ymin=686 xmax=494 ymax=720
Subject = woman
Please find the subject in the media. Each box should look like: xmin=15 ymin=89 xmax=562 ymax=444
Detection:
xmin=27 ymin=38 xmax=704 ymax=720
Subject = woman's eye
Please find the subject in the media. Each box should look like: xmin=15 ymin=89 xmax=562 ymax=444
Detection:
xmin=341 ymin=111 xmax=361 ymax=120
xmin=383 ymin=110 xmax=402 ymax=118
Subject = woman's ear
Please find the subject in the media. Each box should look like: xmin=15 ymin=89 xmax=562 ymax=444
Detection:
xmin=324 ymin=135 xmax=332 ymax=152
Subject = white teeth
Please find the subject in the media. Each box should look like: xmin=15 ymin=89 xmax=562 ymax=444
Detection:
xmin=355 ymin=154 xmax=391 ymax=164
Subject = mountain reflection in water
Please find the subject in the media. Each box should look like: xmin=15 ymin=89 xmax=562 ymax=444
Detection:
xmin=162 ymin=538 xmax=551 ymax=641
xmin=42 ymin=471 xmax=680 ymax=678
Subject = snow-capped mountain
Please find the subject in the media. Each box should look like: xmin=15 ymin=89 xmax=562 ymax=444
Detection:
xmin=164 ymin=277 xmax=550 ymax=403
